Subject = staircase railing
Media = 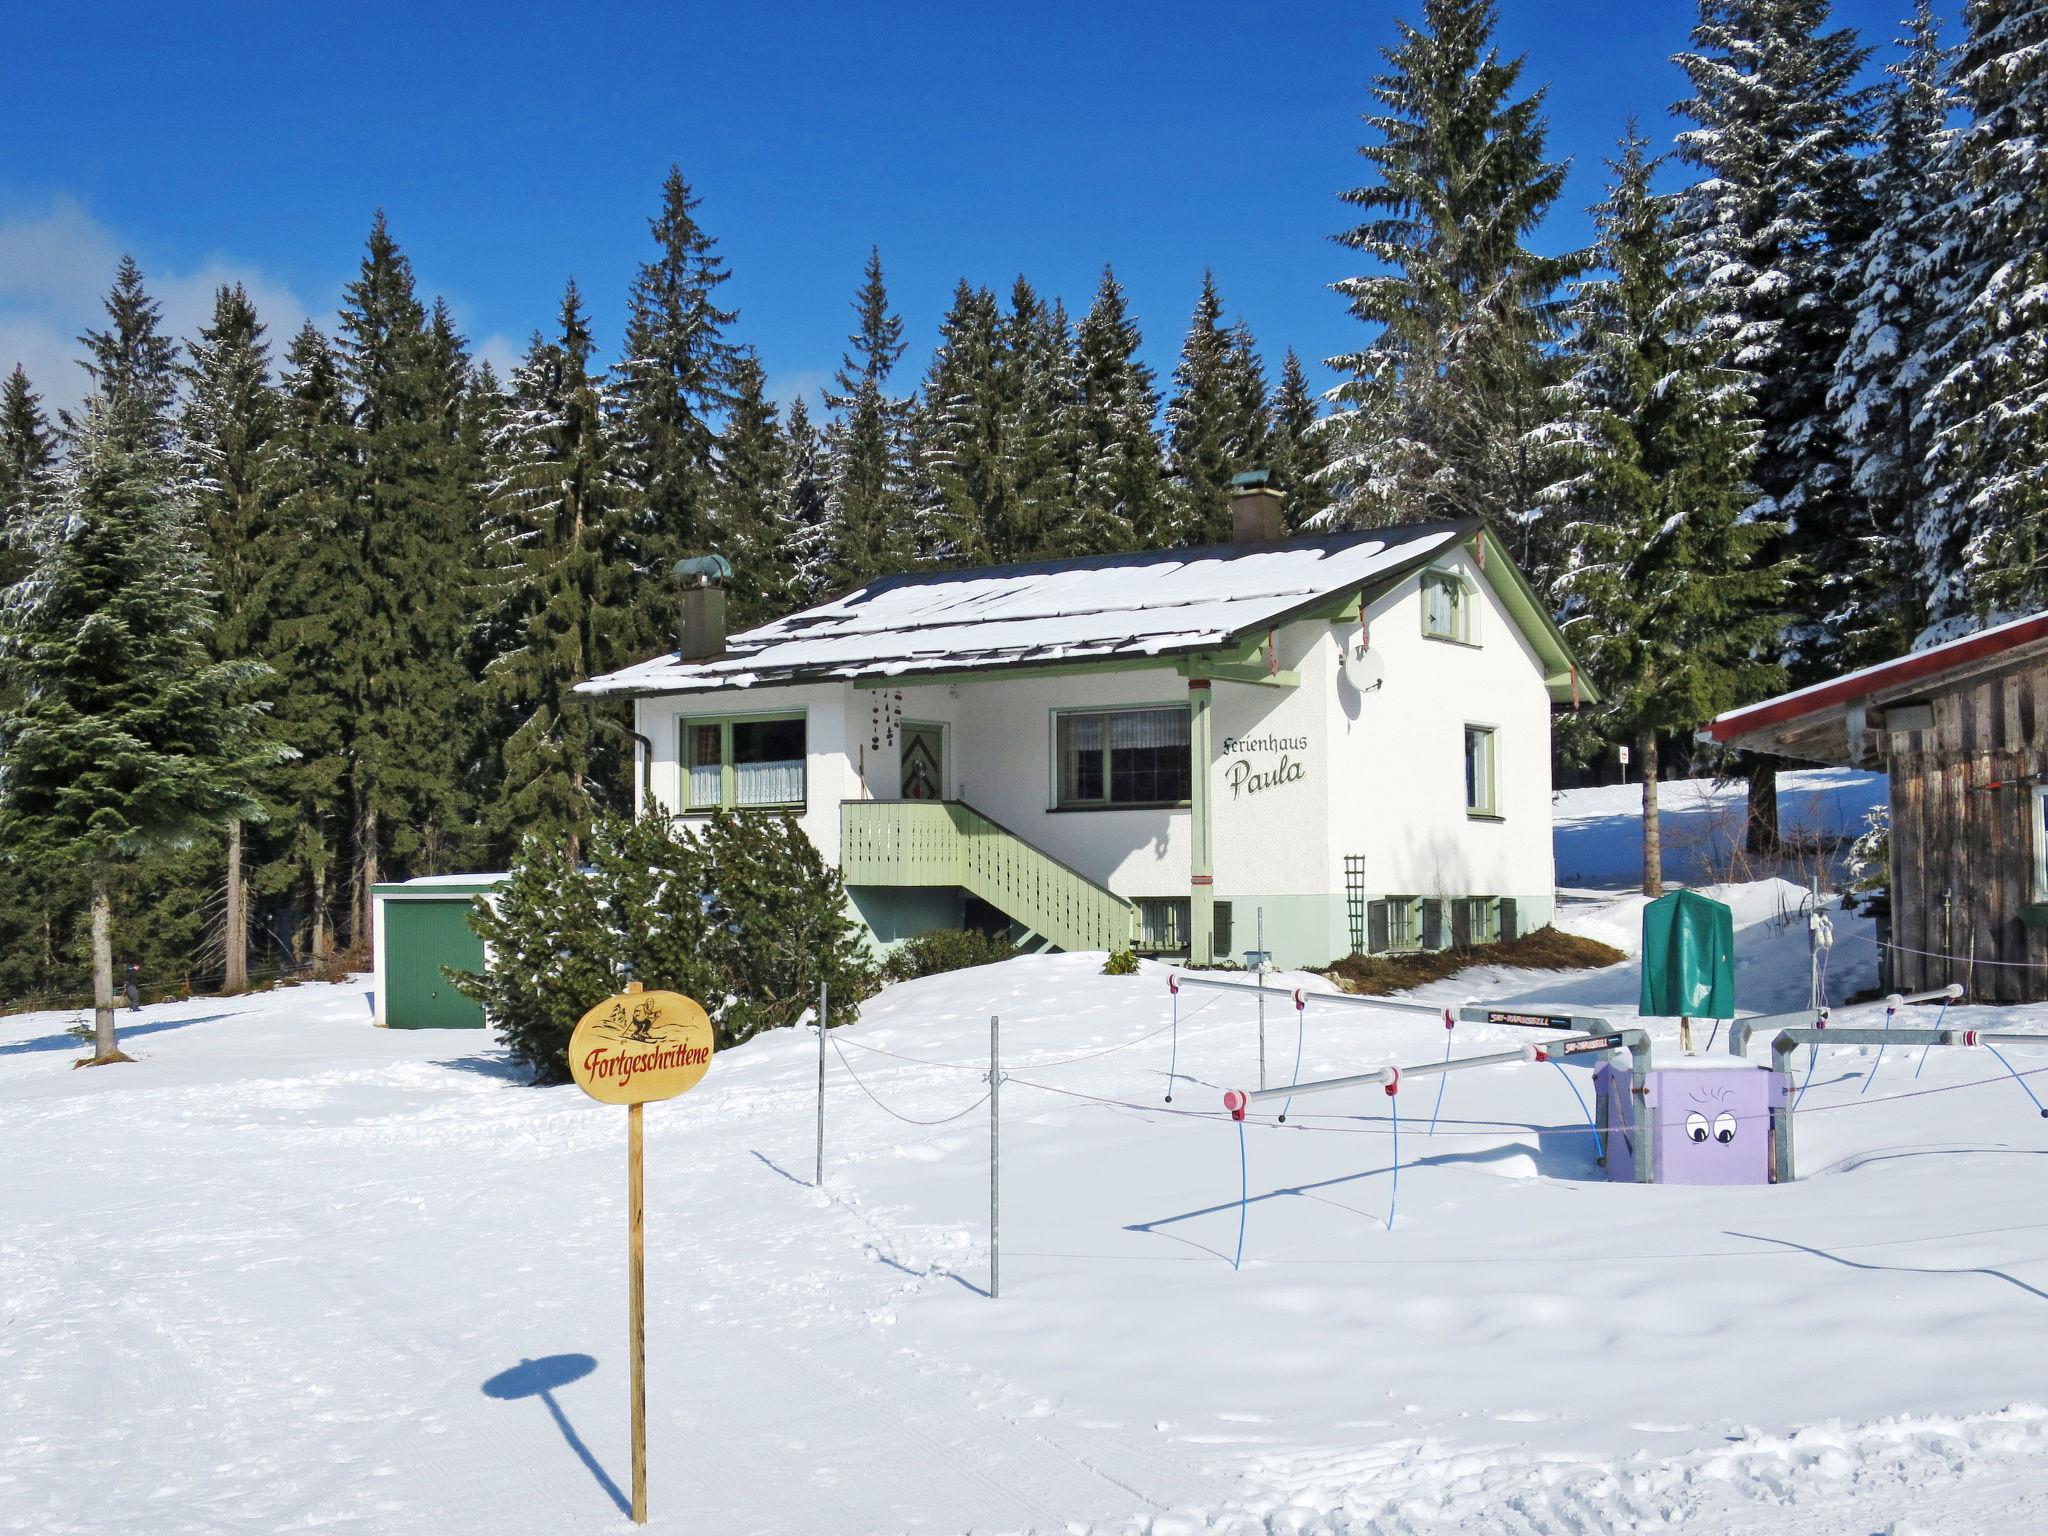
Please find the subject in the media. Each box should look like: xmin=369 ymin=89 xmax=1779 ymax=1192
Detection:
xmin=840 ymin=799 xmax=1134 ymax=954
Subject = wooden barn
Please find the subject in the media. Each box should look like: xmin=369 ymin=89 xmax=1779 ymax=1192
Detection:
xmin=1703 ymin=613 xmax=2048 ymax=1003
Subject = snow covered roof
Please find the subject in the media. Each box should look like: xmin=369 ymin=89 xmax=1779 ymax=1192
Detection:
xmin=1702 ymin=609 xmax=2048 ymax=764
xmin=578 ymin=523 xmax=1517 ymax=698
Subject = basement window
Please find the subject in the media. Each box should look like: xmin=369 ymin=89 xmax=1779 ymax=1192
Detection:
xmin=1134 ymin=897 xmax=1190 ymax=953
xmin=678 ymin=713 xmax=807 ymax=812
xmin=1055 ymin=705 xmax=1191 ymax=808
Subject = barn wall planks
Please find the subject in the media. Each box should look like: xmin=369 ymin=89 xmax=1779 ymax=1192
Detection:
xmin=1884 ymin=657 xmax=2048 ymax=1003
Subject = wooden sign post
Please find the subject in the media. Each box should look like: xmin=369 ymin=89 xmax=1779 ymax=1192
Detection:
xmin=568 ymin=982 xmax=715 ymax=1525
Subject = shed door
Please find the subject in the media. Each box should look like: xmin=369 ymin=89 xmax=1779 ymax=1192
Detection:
xmin=386 ymin=899 xmax=487 ymax=1029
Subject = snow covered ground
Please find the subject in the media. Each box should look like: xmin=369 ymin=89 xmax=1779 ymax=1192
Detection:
xmin=8 ymin=776 xmax=2048 ymax=1534
xmin=1553 ymin=766 xmax=1885 ymax=888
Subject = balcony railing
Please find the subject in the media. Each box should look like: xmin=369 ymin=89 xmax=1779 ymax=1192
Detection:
xmin=841 ymin=799 xmax=1134 ymax=955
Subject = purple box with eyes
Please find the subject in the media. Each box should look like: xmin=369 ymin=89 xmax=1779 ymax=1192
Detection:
xmin=1593 ymin=1061 xmax=1783 ymax=1185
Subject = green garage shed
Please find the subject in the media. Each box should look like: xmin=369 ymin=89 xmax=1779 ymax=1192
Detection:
xmin=370 ymin=875 xmax=506 ymax=1029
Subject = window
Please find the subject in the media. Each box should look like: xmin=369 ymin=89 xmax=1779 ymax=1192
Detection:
xmin=1213 ymin=901 xmax=1234 ymax=962
xmin=1451 ymin=897 xmax=1496 ymax=948
xmin=1055 ymin=705 xmax=1191 ymax=808
xmin=1135 ymin=898 xmax=1189 ymax=953
xmin=1422 ymin=568 xmax=1473 ymax=643
xmin=676 ymin=713 xmax=807 ymax=812
xmin=2035 ymin=785 xmax=2048 ymax=901
xmin=1368 ymin=896 xmax=1421 ymax=953
xmin=1465 ymin=725 xmax=1497 ymax=816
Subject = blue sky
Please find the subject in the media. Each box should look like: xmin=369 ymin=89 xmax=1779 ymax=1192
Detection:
xmin=1 ymin=1 xmax=1955 ymax=419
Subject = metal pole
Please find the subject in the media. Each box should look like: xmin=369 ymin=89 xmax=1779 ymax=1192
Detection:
xmin=815 ymin=980 xmax=828 ymax=1186
xmin=627 ymin=1099 xmax=647 ymax=1524
xmin=989 ymin=1014 xmax=1001 ymax=1300
xmin=1255 ymin=968 xmax=1267 ymax=1095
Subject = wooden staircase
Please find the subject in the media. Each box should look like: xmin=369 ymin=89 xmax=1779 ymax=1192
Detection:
xmin=840 ymin=800 xmax=1134 ymax=955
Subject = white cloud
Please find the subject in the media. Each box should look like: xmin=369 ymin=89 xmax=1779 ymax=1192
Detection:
xmin=473 ymin=332 xmax=523 ymax=385
xmin=766 ymin=366 xmax=831 ymax=416
xmin=0 ymin=195 xmax=311 ymax=419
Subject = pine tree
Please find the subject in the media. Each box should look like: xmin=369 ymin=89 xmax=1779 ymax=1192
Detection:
xmin=0 ymin=397 xmax=279 ymax=1057
xmin=335 ymin=213 xmax=475 ymax=931
xmin=1071 ymin=266 xmax=1164 ymax=549
xmin=255 ymin=323 xmax=359 ymax=961
xmin=1 ymin=366 xmax=56 ymax=509
xmin=614 ymin=166 xmax=740 ymax=640
xmin=1827 ymin=1 xmax=1956 ymax=660
xmin=1 ymin=366 xmax=57 ymax=587
xmin=71 ymin=256 xmax=181 ymax=452
xmin=479 ymin=280 xmax=638 ymax=858
xmin=1917 ymin=0 xmax=2048 ymax=624
xmin=182 ymin=283 xmax=282 ymax=991
xmin=913 ymin=279 xmax=1005 ymax=566
xmin=1268 ymin=350 xmax=1333 ymax=531
xmin=778 ymin=395 xmax=833 ymax=606
xmin=824 ymin=248 xmax=913 ymax=587
xmin=1165 ymin=272 xmax=1269 ymax=544
xmin=711 ymin=353 xmax=794 ymax=623
xmin=1541 ymin=127 xmax=1791 ymax=896
xmin=1322 ymin=0 xmax=1580 ymax=560
xmin=1672 ymin=0 xmax=1875 ymax=671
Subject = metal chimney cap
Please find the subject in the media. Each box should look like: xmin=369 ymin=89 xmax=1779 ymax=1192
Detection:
xmin=673 ymin=553 xmax=734 ymax=586
xmin=1230 ymin=469 xmax=1274 ymax=490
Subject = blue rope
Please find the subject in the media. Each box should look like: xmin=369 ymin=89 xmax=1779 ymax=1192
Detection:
xmin=1858 ymin=1007 xmax=1897 ymax=1095
xmin=1703 ymin=1018 xmax=1722 ymax=1053
xmin=1985 ymin=1043 xmax=2048 ymax=1119
xmin=1548 ymin=1059 xmax=1604 ymax=1161
xmin=1387 ymin=1091 xmax=1401 ymax=1232
xmin=1427 ymin=1024 xmax=1454 ymax=1134
xmin=1913 ymin=999 xmax=1952 ymax=1079
xmin=1793 ymin=1046 xmax=1820 ymax=1110
xmin=1165 ymin=989 xmax=1179 ymax=1103
xmin=1232 ymin=1116 xmax=1248 ymax=1269
xmin=1279 ymin=998 xmax=1306 ymax=1121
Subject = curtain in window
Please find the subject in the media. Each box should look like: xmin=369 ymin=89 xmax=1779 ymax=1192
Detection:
xmin=733 ymin=718 xmax=806 ymax=807
xmin=687 ymin=724 xmax=722 ymax=809
xmin=1108 ymin=707 xmax=1190 ymax=804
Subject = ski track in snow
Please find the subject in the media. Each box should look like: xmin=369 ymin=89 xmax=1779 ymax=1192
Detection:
xmin=9 ymin=772 xmax=2048 ymax=1533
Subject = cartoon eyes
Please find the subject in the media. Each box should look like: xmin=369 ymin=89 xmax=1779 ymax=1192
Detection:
xmin=1714 ymin=1112 xmax=1736 ymax=1144
xmin=1686 ymin=1111 xmax=1739 ymax=1144
xmin=1686 ymin=1112 xmax=1709 ymax=1143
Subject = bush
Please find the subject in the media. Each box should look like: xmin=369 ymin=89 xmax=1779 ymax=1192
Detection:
xmin=455 ymin=812 xmax=876 ymax=1084
xmin=881 ymin=928 xmax=1020 ymax=984
xmin=1101 ymin=948 xmax=1139 ymax=976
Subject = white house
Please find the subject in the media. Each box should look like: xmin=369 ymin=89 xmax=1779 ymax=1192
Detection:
xmin=575 ymin=484 xmax=1591 ymax=970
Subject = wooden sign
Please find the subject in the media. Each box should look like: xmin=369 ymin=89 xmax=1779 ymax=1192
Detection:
xmin=569 ymin=983 xmax=714 ymax=1525
xmin=569 ymin=989 xmax=714 ymax=1105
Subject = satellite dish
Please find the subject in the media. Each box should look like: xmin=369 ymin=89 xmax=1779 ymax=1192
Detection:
xmin=1342 ymin=638 xmax=1386 ymax=696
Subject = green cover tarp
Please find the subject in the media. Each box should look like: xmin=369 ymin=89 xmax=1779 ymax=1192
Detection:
xmin=1639 ymin=889 xmax=1736 ymax=1019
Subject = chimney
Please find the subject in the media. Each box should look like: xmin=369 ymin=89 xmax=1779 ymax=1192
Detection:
xmin=1229 ymin=469 xmax=1285 ymax=542
xmin=673 ymin=554 xmax=733 ymax=660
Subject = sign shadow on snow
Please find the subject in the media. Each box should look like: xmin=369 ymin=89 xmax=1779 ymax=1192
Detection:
xmin=480 ymin=1354 xmax=629 ymax=1515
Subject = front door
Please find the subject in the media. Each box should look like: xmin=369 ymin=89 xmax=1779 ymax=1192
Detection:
xmin=900 ymin=723 xmax=945 ymax=801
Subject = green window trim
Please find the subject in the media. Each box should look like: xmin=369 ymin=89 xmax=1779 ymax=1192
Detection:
xmin=1464 ymin=723 xmax=1499 ymax=817
xmin=677 ymin=709 xmax=809 ymax=813
xmin=1051 ymin=702 xmax=1193 ymax=810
